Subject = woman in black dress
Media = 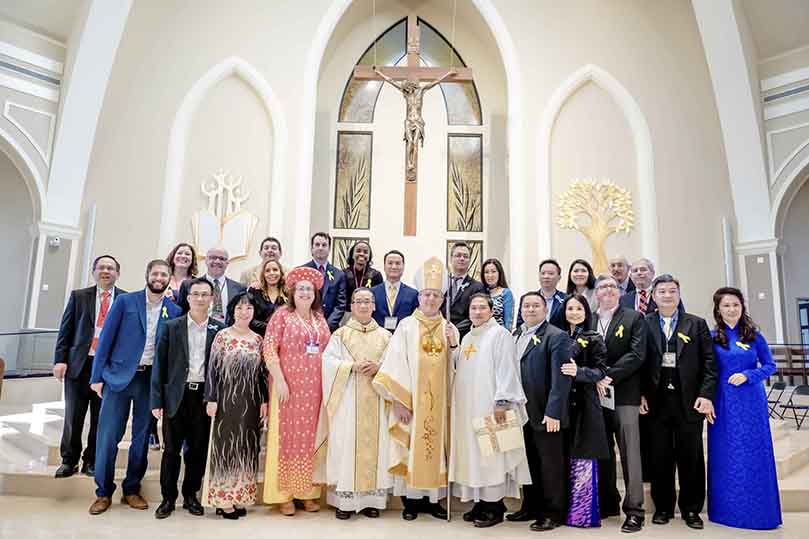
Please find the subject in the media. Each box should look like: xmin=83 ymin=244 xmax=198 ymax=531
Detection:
xmin=343 ymin=241 xmax=383 ymax=300
xmin=247 ymin=259 xmax=287 ymax=335
xmin=559 ymin=294 xmax=609 ymax=528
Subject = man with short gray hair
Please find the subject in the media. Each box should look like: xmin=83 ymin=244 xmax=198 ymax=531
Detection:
xmin=177 ymin=247 xmax=245 ymax=325
xmin=608 ymin=256 xmax=634 ymax=296
xmin=621 ymin=258 xmax=655 ymax=314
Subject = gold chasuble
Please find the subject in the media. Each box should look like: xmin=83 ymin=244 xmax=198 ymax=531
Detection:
xmin=321 ymin=318 xmax=391 ymax=493
xmin=373 ymin=309 xmax=451 ymax=490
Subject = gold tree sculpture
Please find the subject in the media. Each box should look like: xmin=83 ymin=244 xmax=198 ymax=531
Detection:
xmin=556 ymin=178 xmax=635 ymax=274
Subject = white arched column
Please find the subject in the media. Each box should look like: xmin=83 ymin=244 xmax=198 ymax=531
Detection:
xmin=296 ymin=0 xmax=526 ymax=291
xmin=157 ymin=56 xmax=289 ymax=255
xmin=536 ymin=64 xmax=658 ymax=265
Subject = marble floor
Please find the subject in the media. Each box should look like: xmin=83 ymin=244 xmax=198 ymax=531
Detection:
xmin=0 ymin=496 xmax=806 ymax=539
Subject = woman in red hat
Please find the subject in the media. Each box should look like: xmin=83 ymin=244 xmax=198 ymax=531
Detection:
xmin=262 ymin=266 xmax=330 ymax=516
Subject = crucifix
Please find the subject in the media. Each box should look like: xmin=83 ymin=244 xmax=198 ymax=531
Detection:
xmin=353 ymin=15 xmax=474 ymax=236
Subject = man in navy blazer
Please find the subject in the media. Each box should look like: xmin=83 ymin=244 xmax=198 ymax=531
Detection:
xmin=53 ymin=255 xmax=125 ymax=479
xmin=370 ymin=250 xmax=418 ymax=331
xmin=303 ymin=232 xmax=346 ymax=332
xmin=516 ymin=259 xmax=567 ymax=330
xmin=88 ymin=259 xmax=181 ymax=516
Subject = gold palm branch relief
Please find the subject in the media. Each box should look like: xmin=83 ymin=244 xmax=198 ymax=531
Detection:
xmin=556 ymin=178 xmax=635 ymax=274
xmin=337 ymin=156 xmax=369 ymax=229
xmin=450 ymin=161 xmax=481 ymax=232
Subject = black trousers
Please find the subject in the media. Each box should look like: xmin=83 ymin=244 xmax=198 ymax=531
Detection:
xmin=521 ymin=425 xmax=568 ymax=522
xmin=59 ymin=358 xmax=100 ymax=466
xmin=647 ymin=392 xmax=705 ymax=515
xmin=159 ymin=385 xmax=210 ymax=501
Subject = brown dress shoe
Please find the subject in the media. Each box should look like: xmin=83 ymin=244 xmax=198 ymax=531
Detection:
xmin=303 ymin=499 xmax=320 ymax=512
xmin=121 ymin=494 xmax=149 ymax=510
xmin=89 ymin=497 xmax=111 ymax=515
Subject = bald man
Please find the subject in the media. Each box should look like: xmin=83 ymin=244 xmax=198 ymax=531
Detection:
xmin=177 ymin=247 xmax=245 ymax=325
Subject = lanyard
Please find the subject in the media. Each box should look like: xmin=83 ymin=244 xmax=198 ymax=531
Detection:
xmin=296 ymin=312 xmax=319 ymax=345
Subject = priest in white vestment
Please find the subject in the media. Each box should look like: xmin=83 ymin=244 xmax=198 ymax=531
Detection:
xmin=373 ymin=257 xmax=459 ymax=521
xmin=450 ymin=293 xmax=531 ymax=527
xmin=321 ymin=287 xmax=392 ymax=519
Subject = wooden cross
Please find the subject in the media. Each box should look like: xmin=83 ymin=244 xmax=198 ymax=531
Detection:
xmin=463 ymin=342 xmax=477 ymax=360
xmin=353 ymin=15 xmax=474 ymax=236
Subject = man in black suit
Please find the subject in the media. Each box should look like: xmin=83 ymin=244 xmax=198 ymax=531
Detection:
xmin=592 ymin=275 xmax=646 ymax=533
xmin=609 ymin=255 xmax=635 ymax=296
xmin=303 ymin=232 xmax=347 ymax=332
xmin=515 ymin=258 xmax=566 ymax=330
xmin=620 ymin=257 xmax=657 ymax=314
xmin=151 ymin=278 xmax=225 ymax=519
xmin=441 ymin=241 xmax=486 ymax=340
xmin=507 ymin=292 xmax=571 ymax=532
xmin=177 ymin=246 xmax=245 ymax=325
xmin=53 ymin=255 xmax=126 ymax=478
xmin=641 ymin=274 xmax=717 ymax=530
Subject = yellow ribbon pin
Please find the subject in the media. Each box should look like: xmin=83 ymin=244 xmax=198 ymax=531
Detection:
xmin=615 ymin=324 xmax=625 ymax=338
xmin=327 ymin=270 xmax=334 ymax=281
xmin=366 ymin=278 xmax=372 ymax=287
xmin=736 ymin=341 xmax=750 ymax=351
xmin=161 ymin=306 xmax=168 ymax=319
xmin=677 ymin=332 xmax=691 ymax=344
xmin=532 ymin=335 xmax=541 ymax=345
xmin=577 ymin=337 xmax=589 ymax=348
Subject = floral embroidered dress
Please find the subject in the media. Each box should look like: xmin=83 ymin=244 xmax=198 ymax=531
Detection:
xmin=263 ymin=307 xmax=331 ymax=503
xmin=202 ymin=329 xmax=268 ymax=508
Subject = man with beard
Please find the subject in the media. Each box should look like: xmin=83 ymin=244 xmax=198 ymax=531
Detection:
xmin=88 ymin=259 xmax=182 ymax=515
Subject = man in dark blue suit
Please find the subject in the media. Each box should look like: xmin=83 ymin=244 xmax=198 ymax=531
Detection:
xmin=303 ymin=232 xmax=346 ymax=332
xmin=53 ymin=255 xmax=126 ymax=479
xmin=88 ymin=259 xmax=182 ymax=515
xmin=516 ymin=259 xmax=566 ymax=330
xmin=371 ymin=250 xmax=418 ymax=331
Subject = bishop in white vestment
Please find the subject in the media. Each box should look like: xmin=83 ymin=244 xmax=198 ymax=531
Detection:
xmin=450 ymin=293 xmax=531 ymax=527
xmin=322 ymin=287 xmax=392 ymax=519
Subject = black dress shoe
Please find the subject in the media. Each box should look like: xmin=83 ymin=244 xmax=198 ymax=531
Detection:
xmin=682 ymin=512 xmax=704 ymax=530
xmin=335 ymin=509 xmax=352 ymax=520
xmin=219 ymin=509 xmax=239 ymax=520
xmin=360 ymin=507 xmax=379 ymax=518
xmin=621 ymin=515 xmax=644 ymax=533
xmin=234 ymin=506 xmax=247 ymax=517
xmin=154 ymin=499 xmax=174 ymax=519
xmin=182 ymin=496 xmax=204 ymax=516
xmin=80 ymin=462 xmax=94 ymax=477
xmin=54 ymin=464 xmax=78 ymax=478
xmin=652 ymin=511 xmax=672 ymax=525
xmin=463 ymin=503 xmax=482 ymax=522
xmin=402 ymin=508 xmax=418 ymax=521
xmin=506 ymin=508 xmax=535 ymax=522
xmin=428 ymin=502 xmax=447 ymax=519
xmin=474 ymin=512 xmax=504 ymax=528
xmin=530 ymin=517 xmax=562 ymax=532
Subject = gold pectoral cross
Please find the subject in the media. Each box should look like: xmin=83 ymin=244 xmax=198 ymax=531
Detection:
xmin=463 ymin=343 xmax=477 ymax=360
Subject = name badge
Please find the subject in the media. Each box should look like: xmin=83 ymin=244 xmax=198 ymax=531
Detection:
xmin=306 ymin=343 xmax=319 ymax=355
xmin=662 ymin=352 xmax=676 ymax=368
xmin=384 ymin=316 xmax=398 ymax=330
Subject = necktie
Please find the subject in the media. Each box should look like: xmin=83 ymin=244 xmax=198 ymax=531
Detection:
xmin=212 ymin=279 xmax=224 ymax=321
xmin=638 ymin=289 xmax=648 ymax=314
xmin=663 ymin=317 xmax=672 ymax=340
xmin=387 ymin=284 xmax=397 ymax=314
xmin=91 ymin=291 xmax=111 ymax=354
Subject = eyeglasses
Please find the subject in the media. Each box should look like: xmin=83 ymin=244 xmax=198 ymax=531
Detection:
xmin=189 ymin=292 xmax=212 ymax=299
xmin=597 ymin=283 xmax=618 ymax=290
xmin=295 ymin=285 xmax=315 ymax=292
xmin=207 ymin=255 xmax=228 ymax=262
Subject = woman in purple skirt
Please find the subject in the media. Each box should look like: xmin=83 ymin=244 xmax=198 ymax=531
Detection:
xmin=560 ymin=294 xmax=610 ymax=527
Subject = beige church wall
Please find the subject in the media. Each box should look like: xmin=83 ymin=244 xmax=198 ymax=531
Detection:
xmin=499 ymin=0 xmax=734 ymax=318
xmin=0 ymin=19 xmax=66 ymax=62
xmin=781 ymin=177 xmax=809 ymax=343
xmin=178 ymin=75 xmax=272 ymax=279
xmin=550 ymin=81 xmax=640 ymax=275
xmin=759 ymin=47 xmax=809 ymax=80
xmin=313 ymin=0 xmax=508 ymax=283
xmin=79 ymin=0 xmax=333 ymax=291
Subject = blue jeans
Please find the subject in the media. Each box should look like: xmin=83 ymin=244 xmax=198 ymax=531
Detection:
xmin=93 ymin=369 xmax=151 ymax=498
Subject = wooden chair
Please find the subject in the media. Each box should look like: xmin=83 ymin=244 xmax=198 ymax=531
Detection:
xmin=779 ymin=385 xmax=809 ymax=430
xmin=767 ymin=381 xmax=787 ymax=419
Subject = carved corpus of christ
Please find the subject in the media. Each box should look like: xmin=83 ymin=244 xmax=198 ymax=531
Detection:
xmin=373 ymin=66 xmax=455 ymax=182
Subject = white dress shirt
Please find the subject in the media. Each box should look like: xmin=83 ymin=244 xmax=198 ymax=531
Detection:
xmin=516 ymin=322 xmax=543 ymax=358
xmin=187 ymin=315 xmax=207 ymax=383
xmin=140 ymin=298 xmax=163 ymax=366
xmin=596 ymin=304 xmax=620 ymax=338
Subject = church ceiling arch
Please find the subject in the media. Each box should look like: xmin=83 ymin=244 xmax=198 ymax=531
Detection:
xmin=339 ymin=17 xmax=482 ymax=126
xmin=0 ymin=125 xmax=45 ymax=221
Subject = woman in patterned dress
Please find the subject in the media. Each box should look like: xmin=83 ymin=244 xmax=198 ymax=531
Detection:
xmin=708 ymin=287 xmax=781 ymax=529
xmin=481 ymin=258 xmax=514 ymax=330
xmin=202 ymin=291 xmax=268 ymax=519
xmin=262 ymin=266 xmax=330 ymax=516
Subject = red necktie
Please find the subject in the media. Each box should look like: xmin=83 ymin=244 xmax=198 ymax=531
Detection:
xmin=91 ymin=291 xmax=111 ymax=354
xmin=638 ymin=289 xmax=648 ymax=314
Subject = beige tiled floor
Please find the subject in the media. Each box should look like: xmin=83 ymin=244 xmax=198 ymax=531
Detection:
xmin=0 ymin=496 xmax=805 ymax=539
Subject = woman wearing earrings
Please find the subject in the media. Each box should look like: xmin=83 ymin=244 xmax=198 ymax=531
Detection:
xmin=481 ymin=258 xmax=514 ymax=330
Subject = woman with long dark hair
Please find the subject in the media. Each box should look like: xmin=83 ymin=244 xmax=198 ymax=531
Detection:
xmin=481 ymin=258 xmax=514 ymax=330
xmin=565 ymin=259 xmax=597 ymax=311
xmin=247 ymin=259 xmax=287 ymax=335
xmin=707 ymin=287 xmax=780 ymax=529
xmin=559 ymin=294 xmax=609 ymax=528
xmin=343 ymin=240 xmax=383 ymax=301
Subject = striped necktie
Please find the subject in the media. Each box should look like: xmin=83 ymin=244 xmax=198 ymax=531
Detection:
xmin=638 ymin=289 xmax=649 ymax=314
